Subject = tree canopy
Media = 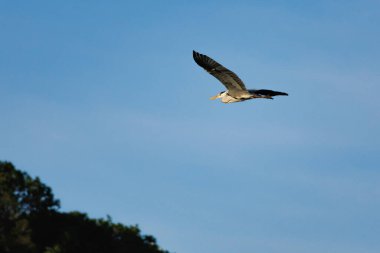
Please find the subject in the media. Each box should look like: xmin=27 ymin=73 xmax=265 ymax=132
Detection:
xmin=0 ymin=161 xmax=169 ymax=253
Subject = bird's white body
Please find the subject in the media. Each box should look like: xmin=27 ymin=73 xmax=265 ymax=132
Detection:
xmin=211 ymin=91 xmax=252 ymax=103
xmin=220 ymin=92 xmax=241 ymax=103
xmin=211 ymin=90 xmax=273 ymax=103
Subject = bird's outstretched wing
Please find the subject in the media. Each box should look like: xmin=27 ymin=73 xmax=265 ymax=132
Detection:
xmin=253 ymin=89 xmax=288 ymax=96
xmin=193 ymin=50 xmax=247 ymax=91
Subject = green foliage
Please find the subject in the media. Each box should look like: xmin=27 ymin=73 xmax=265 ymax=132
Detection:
xmin=0 ymin=160 xmax=55 ymax=253
xmin=0 ymin=161 xmax=169 ymax=253
xmin=0 ymin=161 xmax=60 ymax=216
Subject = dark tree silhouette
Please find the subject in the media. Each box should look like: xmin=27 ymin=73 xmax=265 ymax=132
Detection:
xmin=0 ymin=161 xmax=169 ymax=253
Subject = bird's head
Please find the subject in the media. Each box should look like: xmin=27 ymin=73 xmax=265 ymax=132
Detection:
xmin=210 ymin=91 xmax=226 ymax=100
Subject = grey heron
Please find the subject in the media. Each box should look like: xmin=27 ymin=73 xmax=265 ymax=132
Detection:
xmin=193 ymin=50 xmax=288 ymax=103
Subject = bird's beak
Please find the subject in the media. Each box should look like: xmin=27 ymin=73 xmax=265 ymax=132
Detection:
xmin=209 ymin=94 xmax=219 ymax=100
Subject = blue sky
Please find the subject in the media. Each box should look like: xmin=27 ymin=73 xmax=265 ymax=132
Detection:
xmin=1 ymin=1 xmax=380 ymax=252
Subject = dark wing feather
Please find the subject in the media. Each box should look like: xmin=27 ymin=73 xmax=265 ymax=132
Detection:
xmin=193 ymin=50 xmax=246 ymax=91
xmin=254 ymin=89 xmax=288 ymax=96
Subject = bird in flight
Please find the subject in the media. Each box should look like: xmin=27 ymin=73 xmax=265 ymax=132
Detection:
xmin=193 ymin=50 xmax=288 ymax=103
